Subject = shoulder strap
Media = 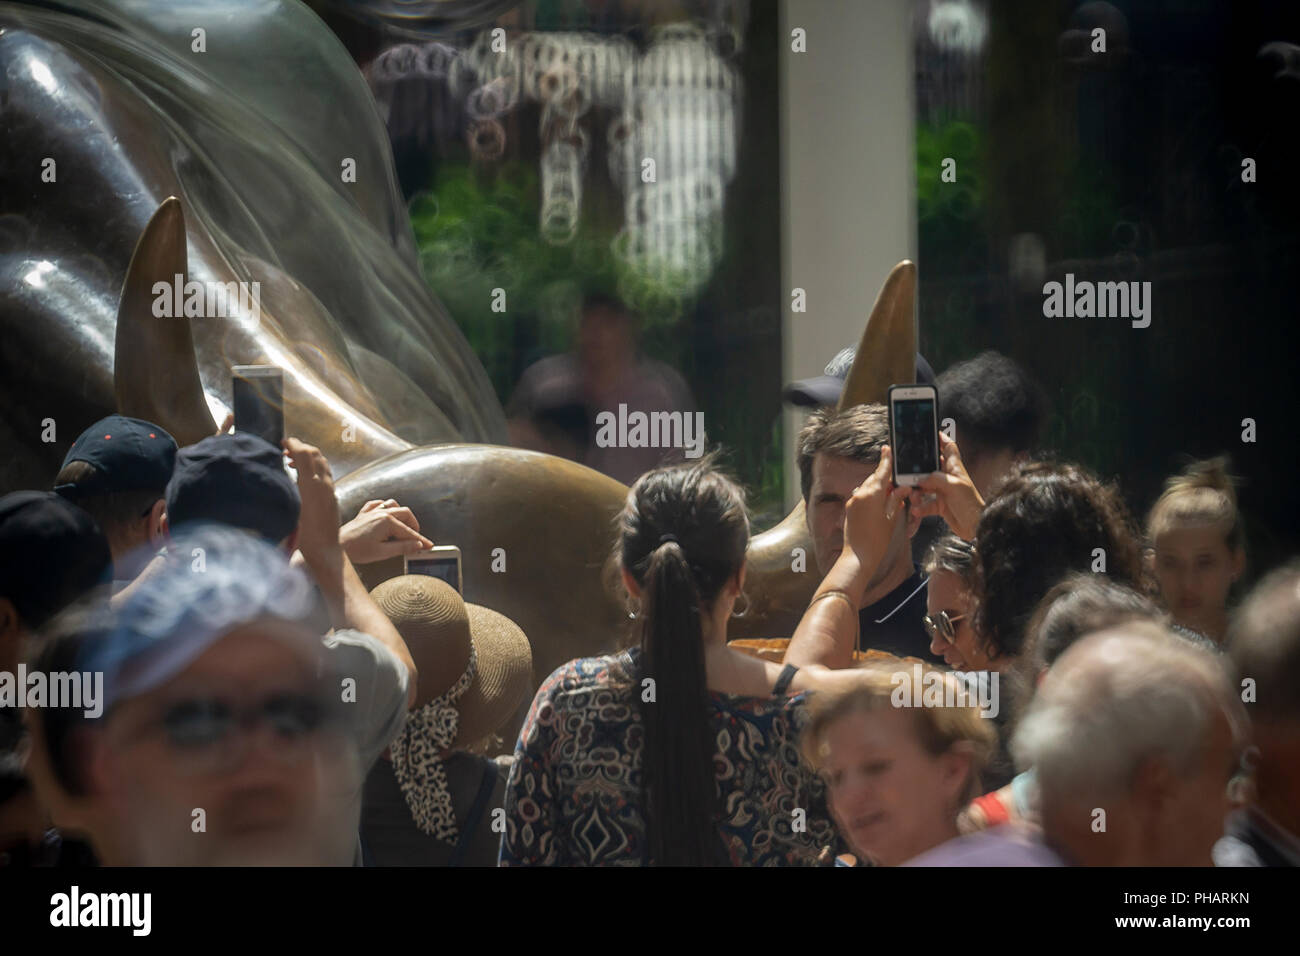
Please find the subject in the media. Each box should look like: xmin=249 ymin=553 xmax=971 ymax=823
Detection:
xmin=771 ymin=662 xmax=799 ymax=696
xmin=449 ymin=760 xmax=500 ymax=868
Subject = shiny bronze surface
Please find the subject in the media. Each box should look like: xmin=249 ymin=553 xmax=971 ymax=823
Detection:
xmin=0 ymin=0 xmax=504 ymax=490
xmin=113 ymin=198 xmax=217 ymax=448
xmin=339 ymin=444 xmax=632 ymax=687
xmin=840 ymin=260 xmax=918 ymax=411
xmin=4 ymin=0 xmax=919 ymax=754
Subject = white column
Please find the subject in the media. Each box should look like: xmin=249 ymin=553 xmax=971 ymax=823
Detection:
xmin=780 ymin=0 xmax=917 ymax=509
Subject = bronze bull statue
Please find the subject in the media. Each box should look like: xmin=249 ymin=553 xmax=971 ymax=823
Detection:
xmin=2 ymin=0 xmax=919 ymax=741
xmin=113 ymin=199 xmax=917 ymax=694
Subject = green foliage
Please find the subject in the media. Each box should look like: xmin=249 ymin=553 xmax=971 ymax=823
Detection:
xmin=412 ymin=159 xmax=785 ymax=515
xmin=1057 ymin=158 xmax=1125 ymax=257
xmin=916 ymin=120 xmax=985 ymax=260
xmin=412 ymin=162 xmax=619 ymax=396
xmin=412 ymin=161 xmax=717 ymax=397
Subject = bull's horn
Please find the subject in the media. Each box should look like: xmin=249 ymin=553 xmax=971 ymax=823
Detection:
xmin=839 ymin=259 xmax=918 ymax=409
xmin=737 ymin=260 xmax=919 ymax=638
xmin=114 ymin=196 xmax=217 ymax=444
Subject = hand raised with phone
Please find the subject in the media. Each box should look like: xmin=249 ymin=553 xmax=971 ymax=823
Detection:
xmin=341 ymin=499 xmax=434 ymax=564
xmin=841 ymin=445 xmax=911 ymax=593
xmin=283 ymin=437 xmax=343 ymax=571
xmin=906 ymin=432 xmax=985 ymax=540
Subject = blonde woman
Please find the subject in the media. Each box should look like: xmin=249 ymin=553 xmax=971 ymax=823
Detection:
xmin=801 ymin=663 xmax=996 ymax=866
xmin=1147 ymin=457 xmax=1246 ymax=644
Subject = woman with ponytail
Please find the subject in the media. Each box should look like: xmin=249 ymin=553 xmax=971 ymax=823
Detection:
xmin=500 ymin=458 xmax=855 ymax=866
xmin=1147 ymin=456 xmax=1247 ymax=644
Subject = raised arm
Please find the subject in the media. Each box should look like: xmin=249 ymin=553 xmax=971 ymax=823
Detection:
xmin=285 ymin=437 xmax=418 ymax=709
xmin=906 ymin=432 xmax=985 ymax=540
xmin=784 ymin=446 xmax=908 ymax=669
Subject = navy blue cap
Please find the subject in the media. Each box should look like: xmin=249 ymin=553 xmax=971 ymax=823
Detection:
xmin=165 ymin=433 xmax=300 ymax=544
xmin=55 ymin=416 xmax=177 ymax=499
xmin=0 ymin=491 xmax=111 ymax=629
xmin=784 ymin=348 xmax=937 ymax=407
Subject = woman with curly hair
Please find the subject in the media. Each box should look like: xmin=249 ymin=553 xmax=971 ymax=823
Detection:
xmin=970 ymin=460 xmax=1147 ymax=664
xmin=907 ymin=435 xmax=1146 ymax=666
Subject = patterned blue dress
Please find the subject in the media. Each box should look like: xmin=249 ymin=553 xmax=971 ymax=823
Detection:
xmin=500 ymin=649 xmax=843 ymax=866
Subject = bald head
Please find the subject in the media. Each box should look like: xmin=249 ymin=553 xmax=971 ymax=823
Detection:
xmin=1013 ymin=623 xmax=1246 ymax=865
xmin=1225 ymin=561 xmax=1300 ymax=839
xmin=1228 ymin=561 xmax=1300 ymax=722
xmin=1017 ymin=624 xmax=1245 ymax=796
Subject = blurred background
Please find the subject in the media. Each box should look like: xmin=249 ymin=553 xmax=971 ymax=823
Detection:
xmin=906 ymin=0 xmax=1300 ymax=586
xmin=307 ymin=0 xmax=1299 ymax=579
xmin=310 ymin=0 xmax=786 ymax=520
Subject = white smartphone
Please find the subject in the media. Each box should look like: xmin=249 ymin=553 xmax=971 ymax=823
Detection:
xmin=888 ymin=384 xmax=940 ymax=487
xmin=232 ymin=365 xmax=284 ymax=447
xmin=404 ymin=546 xmax=463 ymax=593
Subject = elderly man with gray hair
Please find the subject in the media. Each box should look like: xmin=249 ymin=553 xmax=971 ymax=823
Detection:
xmin=1215 ymin=562 xmax=1300 ymax=866
xmin=907 ymin=622 xmax=1248 ymax=866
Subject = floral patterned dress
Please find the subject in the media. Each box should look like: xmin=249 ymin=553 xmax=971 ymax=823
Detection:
xmin=500 ymin=649 xmax=843 ymax=866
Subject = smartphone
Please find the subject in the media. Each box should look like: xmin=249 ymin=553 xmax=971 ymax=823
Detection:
xmin=888 ymin=384 xmax=940 ymax=486
xmin=405 ymin=546 xmax=463 ymax=593
xmin=232 ymin=365 xmax=284 ymax=447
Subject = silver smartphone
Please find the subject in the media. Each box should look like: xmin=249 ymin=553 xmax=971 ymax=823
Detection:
xmin=404 ymin=546 xmax=463 ymax=593
xmin=888 ymin=384 xmax=940 ymax=487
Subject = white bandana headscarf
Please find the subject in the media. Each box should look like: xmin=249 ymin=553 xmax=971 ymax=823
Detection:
xmin=389 ymin=643 xmax=478 ymax=840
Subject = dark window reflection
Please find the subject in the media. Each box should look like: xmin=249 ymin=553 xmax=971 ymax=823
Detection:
xmin=317 ymin=1 xmax=783 ymax=517
xmin=913 ymin=0 xmax=1300 ymax=575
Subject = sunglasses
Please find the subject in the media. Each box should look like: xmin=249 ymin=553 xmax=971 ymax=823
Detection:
xmin=923 ymin=610 xmax=968 ymax=645
xmin=126 ymin=691 xmax=340 ymax=776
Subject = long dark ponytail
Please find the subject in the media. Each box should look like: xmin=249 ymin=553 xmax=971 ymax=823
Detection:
xmin=620 ymin=458 xmax=748 ymax=866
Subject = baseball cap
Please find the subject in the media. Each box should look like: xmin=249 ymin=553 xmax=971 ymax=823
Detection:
xmin=81 ymin=524 xmax=321 ymax=711
xmin=54 ymin=416 xmax=177 ymax=499
xmin=784 ymin=348 xmax=937 ymax=407
xmin=165 ymin=433 xmax=300 ymax=543
xmin=0 ymin=491 xmax=111 ymax=629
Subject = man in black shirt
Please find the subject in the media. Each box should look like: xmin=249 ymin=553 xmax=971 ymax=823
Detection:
xmin=857 ymin=565 xmax=932 ymax=661
xmin=784 ymin=404 xmax=942 ymax=665
xmin=787 ymin=347 xmax=1047 ymax=568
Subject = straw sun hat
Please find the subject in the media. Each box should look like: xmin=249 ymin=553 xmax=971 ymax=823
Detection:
xmin=370 ymin=575 xmax=533 ymax=841
xmin=370 ymin=574 xmax=533 ymax=750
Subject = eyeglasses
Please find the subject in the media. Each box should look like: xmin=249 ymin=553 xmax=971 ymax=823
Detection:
xmin=923 ymin=610 xmax=968 ymax=645
xmin=120 ymin=691 xmax=341 ymax=776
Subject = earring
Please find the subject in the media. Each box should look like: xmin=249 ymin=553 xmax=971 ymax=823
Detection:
xmin=626 ymin=595 xmax=640 ymax=620
xmin=731 ymin=592 xmax=750 ymax=618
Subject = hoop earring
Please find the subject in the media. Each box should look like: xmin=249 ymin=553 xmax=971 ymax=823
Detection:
xmin=626 ymin=595 xmax=640 ymax=620
xmin=731 ymin=592 xmax=750 ymax=618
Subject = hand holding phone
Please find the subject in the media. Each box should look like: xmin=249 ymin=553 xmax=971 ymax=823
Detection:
xmin=907 ymin=432 xmax=985 ymax=541
xmin=842 ymin=445 xmax=909 ymax=590
xmin=341 ymin=499 xmax=434 ymax=564
xmin=888 ymin=384 xmax=939 ymax=487
xmin=405 ymin=547 xmax=463 ymax=594
xmin=284 ymin=437 xmax=343 ymax=568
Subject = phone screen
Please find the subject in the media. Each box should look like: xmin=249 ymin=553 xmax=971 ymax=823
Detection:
xmin=892 ymin=397 xmax=939 ymax=477
xmin=406 ymin=557 xmax=461 ymax=593
xmin=233 ymin=369 xmax=284 ymax=447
